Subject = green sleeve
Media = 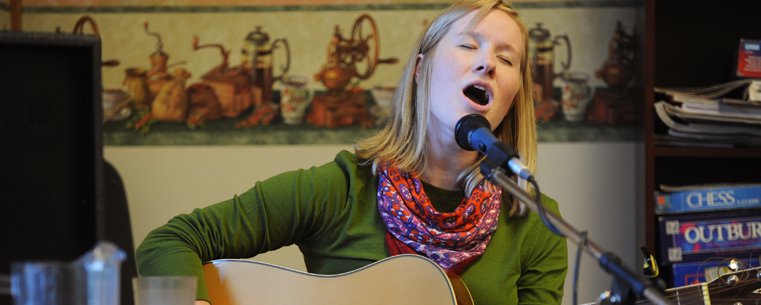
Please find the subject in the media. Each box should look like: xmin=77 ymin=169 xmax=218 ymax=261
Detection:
xmin=134 ymin=154 xmax=352 ymax=302
xmin=517 ymin=195 xmax=568 ymax=305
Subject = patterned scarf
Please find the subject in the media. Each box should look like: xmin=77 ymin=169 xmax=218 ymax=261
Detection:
xmin=377 ymin=166 xmax=502 ymax=276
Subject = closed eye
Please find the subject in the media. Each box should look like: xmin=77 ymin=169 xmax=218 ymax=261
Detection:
xmin=498 ymin=57 xmax=513 ymax=66
xmin=459 ymin=44 xmax=476 ymax=50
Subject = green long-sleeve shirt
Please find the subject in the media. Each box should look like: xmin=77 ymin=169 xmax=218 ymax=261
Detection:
xmin=136 ymin=150 xmax=567 ymax=304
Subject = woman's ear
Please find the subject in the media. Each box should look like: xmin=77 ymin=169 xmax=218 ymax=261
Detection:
xmin=414 ymin=54 xmax=424 ymax=83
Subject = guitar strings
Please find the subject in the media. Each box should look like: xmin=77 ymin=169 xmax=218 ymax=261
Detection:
xmin=631 ymin=268 xmax=761 ymax=305
xmin=639 ymin=258 xmax=759 ymax=304
xmin=626 ymin=257 xmax=758 ymax=304
xmin=600 ymin=256 xmax=761 ymax=304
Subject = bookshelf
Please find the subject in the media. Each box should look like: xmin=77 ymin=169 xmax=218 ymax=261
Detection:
xmin=644 ymin=0 xmax=761 ymax=286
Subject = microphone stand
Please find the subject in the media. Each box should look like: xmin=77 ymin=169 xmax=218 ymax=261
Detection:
xmin=479 ymin=161 xmax=672 ymax=305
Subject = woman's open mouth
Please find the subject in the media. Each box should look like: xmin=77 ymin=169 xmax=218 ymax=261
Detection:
xmin=463 ymin=84 xmax=490 ymax=106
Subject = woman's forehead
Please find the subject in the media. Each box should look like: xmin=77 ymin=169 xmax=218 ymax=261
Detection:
xmin=462 ymin=7 xmax=514 ymax=32
xmin=450 ymin=9 xmax=522 ymax=44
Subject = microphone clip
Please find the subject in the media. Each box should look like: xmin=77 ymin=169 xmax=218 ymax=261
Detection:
xmin=479 ymin=159 xmax=507 ymax=181
xmin=486 ymin=141 xmax=519 ymax=175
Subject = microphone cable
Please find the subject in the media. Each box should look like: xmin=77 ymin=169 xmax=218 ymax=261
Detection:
xmin=573 ymin=231 xmax=588 ymax=305
xmin=527 ymin=176 xmax=564 ymax=237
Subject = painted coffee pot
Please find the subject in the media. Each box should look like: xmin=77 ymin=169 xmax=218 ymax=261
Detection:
xmin=528 ymin=23 xmax=572 ymax=103
xmin=243 ymin=26 xmax=291 ymax=105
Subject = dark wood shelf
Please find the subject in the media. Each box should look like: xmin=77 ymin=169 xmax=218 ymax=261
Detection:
xmin=652 ymin=146 xmax=761 ymax=158
xmin=643 ymin=0 xmax=761 ymax=288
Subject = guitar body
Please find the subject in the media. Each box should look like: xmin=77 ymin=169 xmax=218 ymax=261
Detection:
xmin=203 ymin=254 xmax=472 ymax=305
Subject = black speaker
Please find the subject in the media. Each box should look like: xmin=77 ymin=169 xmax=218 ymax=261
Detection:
xmin=103 ymin=159 xmax=137 ymax=305
xmin=0 ymin=31 xmax=104 ymax=305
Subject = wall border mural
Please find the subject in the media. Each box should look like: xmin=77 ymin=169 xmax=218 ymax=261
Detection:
xmin=3 ymin=0 xmax=644 ymax=145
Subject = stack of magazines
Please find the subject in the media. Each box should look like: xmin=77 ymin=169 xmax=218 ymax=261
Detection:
xmin=654 ymin=78 xmax=761 ymax=148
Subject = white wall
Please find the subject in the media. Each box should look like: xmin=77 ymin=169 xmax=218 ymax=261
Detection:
xmin=105 ymin=142 xmax=640 ymax=305
xmin=537 ymin=142 xmax=641 ymax=305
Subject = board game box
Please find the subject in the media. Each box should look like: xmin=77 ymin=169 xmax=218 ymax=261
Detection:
xmin=658 ymin=211 xmax=761 ymax=264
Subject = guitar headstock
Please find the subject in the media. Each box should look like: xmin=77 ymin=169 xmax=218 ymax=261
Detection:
xmin=704 ymin=265 xmax=761 ymax=304
xmin=595 ymin=262 xmax=761 ymax=305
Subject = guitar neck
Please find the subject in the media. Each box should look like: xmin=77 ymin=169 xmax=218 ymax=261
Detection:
xmin=593 ymin=285 xmax=703 ymax=305
xmin=656 ymin=284 xmax=707 ymax=305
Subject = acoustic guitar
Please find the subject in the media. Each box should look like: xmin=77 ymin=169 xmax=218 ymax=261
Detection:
xmin=203 ymin=254 xmax=473 ymax=305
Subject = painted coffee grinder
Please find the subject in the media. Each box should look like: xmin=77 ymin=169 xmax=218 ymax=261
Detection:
xmin=192 ymin=36 xmax=253 ymax=119
xmin=143 ymin=23 xmax=176 ymax=105
xmin=308 ymin=14 xmax=398 ymax=128
xmin=587 ymin=21 xmax=641 ymax=125
xmin=528 ymin=23 xmax=571 ymax=121
xmin=243 ymin=26 xmax=291 ymax=107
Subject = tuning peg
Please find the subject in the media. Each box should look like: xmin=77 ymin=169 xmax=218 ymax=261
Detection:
xmin=728 ymin=259 xmax=742 ymax=272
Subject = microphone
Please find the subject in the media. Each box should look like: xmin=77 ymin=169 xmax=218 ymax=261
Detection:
xmin=455 ymin=114 xmax=533 ymax=180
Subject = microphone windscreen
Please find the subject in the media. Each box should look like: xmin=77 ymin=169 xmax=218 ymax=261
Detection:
xmin=455 ymin=114 xmax=491 ymax=151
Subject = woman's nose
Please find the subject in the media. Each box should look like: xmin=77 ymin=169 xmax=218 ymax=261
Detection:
xmin=473 ymin=57 xmax=496 ymax=77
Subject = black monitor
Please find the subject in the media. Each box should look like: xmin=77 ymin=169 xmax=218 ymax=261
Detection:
xmin=0 ymin=31 xmax=104 ymax=305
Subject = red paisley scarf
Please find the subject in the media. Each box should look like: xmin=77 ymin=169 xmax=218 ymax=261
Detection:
xmin=377 ymin=166 xmax=502 ymax=276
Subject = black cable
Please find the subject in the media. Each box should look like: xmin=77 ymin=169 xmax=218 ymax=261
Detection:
xmin=528 ymin=176 xmax=564 ymax=237
xmin=573 ymin=231 xmax=588 ymax=305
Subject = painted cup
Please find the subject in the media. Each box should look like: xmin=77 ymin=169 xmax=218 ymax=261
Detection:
xmin=560 ymin=72 xmax=593 ymax=122
xmin=103 ymin=88 xmax=130 ymax=120
xmin=279 ymin=75 xmax=313 ymax=124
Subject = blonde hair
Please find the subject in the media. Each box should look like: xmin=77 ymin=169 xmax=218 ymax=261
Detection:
xmin=355 ymin=0 xmax=536 ymax=216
